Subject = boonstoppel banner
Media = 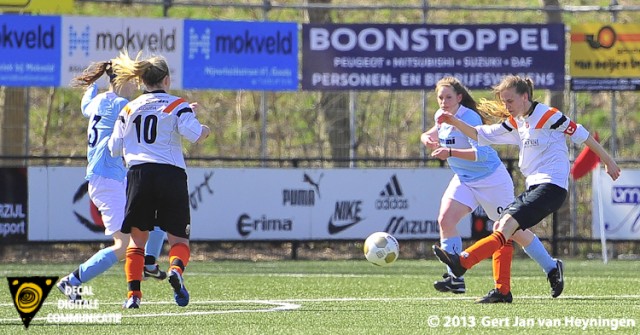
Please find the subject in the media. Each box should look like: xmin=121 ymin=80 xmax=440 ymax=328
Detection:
xmin=302 ymin=23 xmax=565 ymax=91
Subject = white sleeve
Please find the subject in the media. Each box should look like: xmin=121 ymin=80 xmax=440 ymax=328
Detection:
xmin=176 ymin=108 xmax=203 ymax=143
xmin=476 ymin=123 xmax=520 ymax=146
xmin=108 ymin=112 xmax=125 ymax=157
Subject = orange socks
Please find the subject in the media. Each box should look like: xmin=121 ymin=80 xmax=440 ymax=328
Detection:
xmin=493 ymin=240 xmax=514 ymax=295
xmin=125 ymin=247 xmax=144 ymax=298
xmin=169 ymin=243 xmax=190 ymax=275
xmin=460 ymin=231 xmax=507 ymax=269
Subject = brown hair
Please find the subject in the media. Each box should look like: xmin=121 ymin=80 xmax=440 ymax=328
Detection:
xmin=112 ymin=51 xmax=169 ymax=89
xmin=71 ymin=61 xmax=116 ymax=88
xmin=435 ymin=76 xmax=490 ymax=124
xmin=477 ymin=75 xmax=535 ymax=121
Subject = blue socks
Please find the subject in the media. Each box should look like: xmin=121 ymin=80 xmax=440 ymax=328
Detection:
xmin=145 ymin=227 xmax=166 ymax=270
xmin=523 ymin=235 xmax=557 ymax=274
xmin=441 ymin=236 xmax=463 ymax=279
xmin=73 ymin=248 xmax=118 ymax=285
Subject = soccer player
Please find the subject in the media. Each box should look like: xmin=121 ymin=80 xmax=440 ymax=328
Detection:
xmin=57 ymin=58 xmax=168 ymax=301
xmin=108 ymin=52 xmax=210 ymax=308
xmin=423 ymin=77 xmax=564 ymax=303
xmin=433 ymin=75 xmax=620 ymax=302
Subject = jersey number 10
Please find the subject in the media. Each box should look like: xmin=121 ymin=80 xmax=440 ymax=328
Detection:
xmin=133 ymin=115 xmax=158 ymax=144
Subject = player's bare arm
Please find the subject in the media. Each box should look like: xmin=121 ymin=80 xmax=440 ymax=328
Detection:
xmin=436 ymin=111 xmax=479 ymax=141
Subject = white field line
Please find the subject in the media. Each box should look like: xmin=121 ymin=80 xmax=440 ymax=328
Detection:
xmin=1 ymin=295 xmax=640 ymax=323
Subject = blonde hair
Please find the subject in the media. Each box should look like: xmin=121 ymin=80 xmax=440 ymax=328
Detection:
xmin=112 ymin=51 xmax=169 ymax=89
xmin=477 ymin=75 xmax=535 ymax=121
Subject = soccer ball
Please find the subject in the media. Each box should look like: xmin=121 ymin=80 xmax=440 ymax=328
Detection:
xmin=363 ymin=232 xmax=399 ymax=266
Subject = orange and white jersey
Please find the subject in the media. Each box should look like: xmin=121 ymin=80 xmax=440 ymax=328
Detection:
xmin=475 ymin=102 xmax=589 ymax=190
xmin=109 ymin=90 xmax=203 ymax=170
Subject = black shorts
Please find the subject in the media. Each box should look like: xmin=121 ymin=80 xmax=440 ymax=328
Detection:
xmin=122 ymin=163 xmax=191 ymax=239
xmin=502 ymin=183 xmax=567 ymax=230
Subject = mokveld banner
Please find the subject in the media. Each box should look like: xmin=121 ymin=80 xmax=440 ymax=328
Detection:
xmin=302 ymin=23 xmax=565 ymax=91
xmin=61 ymin=16 xmax=183 ymax=88
xmin=0 ymin=14 xmax=61 ymax=87
xmin=27 ymin=167 xmax=460 ymax=241
xmin=592 ymin=169 xmax=640 ymax=240
xmin=182 ymin=20 xmax=298 ymax=90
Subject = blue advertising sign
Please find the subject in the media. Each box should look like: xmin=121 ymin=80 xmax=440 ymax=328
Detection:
xmin=302 ymin=24 xmax=565 ymax=91
xmin=0 ymin=14 xmax=61 ymax=87
xmin=183 ymin=20 xmax=298 ymax=91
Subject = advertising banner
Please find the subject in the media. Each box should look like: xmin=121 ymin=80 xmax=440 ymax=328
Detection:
xmin=28 ymin=167 xmax=464 ymax=241
xmin=570 ymin=24 xmax=640 ymax=91
xmin=0 ymin=14 xmax=61 ymax=87
xmin=61 ymin=16 xmax=183 ymax=88
xmin=0 ymin=168 xmax=28 ymax=243
xmin=182 ymin=20 xmax=298 ymax=91
xmin=592 ymin=168 xmax=640 ymax=240
xmin=302 ymin=23 xmax=565 ymax=91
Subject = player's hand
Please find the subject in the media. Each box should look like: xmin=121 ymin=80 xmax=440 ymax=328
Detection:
xmin=430 ymin=147 xmax=450 ymax=161
xmin=190 ymin=102 xmax=199 ymax=116
xmin=604 ymin=160 xmax=621 ymax=181
xmin=436 ymin=111 xmax=455 ymax=125
xmin=420 ymin=132 xmax=439 ymax=149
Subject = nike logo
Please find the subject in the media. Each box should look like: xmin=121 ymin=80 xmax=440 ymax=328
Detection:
xmin=328 ymin=217 xmax=363 ymax=235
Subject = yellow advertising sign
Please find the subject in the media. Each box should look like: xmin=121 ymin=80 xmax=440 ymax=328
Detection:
xmin=0 ymin=0 xmax=74 ymax=14
xmin=570 ymin=23 xmax=640 ymax=78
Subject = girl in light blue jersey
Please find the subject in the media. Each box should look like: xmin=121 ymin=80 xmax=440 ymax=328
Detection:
xmin=421 ymin=77 xmax=564 ymax=303
xmin=57 ymin=58 xmax=168 ymax=301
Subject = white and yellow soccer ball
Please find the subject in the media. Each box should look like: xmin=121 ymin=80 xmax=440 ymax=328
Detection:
xmin=363 ymin=232 xmax=399 ymax=266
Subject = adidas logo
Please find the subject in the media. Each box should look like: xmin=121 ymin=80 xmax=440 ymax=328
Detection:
xmin=376 ymin=175 xmax=408 ymax=210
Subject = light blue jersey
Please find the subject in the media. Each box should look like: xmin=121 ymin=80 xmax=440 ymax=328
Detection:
xmin=435 ymin=105 xmax=502 ymax=182
xmin=82 ymin=84 xmax=127 ymax=182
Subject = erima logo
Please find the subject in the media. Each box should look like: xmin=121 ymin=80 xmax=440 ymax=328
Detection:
xmin=188 ymin=27 xmax=211 ymax=60
xmin=69 ymin=25 xmax=90 ymax=56
xmin=327 ymin=200 xmax=363 ymax=235
xmin=237 ymin=214 xmax=293 ymax=237
xmin=376 ymin=175 xmax=408 ymax=210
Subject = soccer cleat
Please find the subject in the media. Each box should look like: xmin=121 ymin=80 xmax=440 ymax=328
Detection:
xmin=433 ymin=273 xmax=466 ymax=294
xmin=547 ymin=259 xmax=564 ymax=298
xmin=475 ymin=289 xmax=513 ymax=304
xmin=168 ymin=269 xmax=190 ymax=307
xmin=123 ymin=295 xmax=141 ymax=309
xmin=143 ymin=264 xmax=168 ymax=281
xmin=432 ymin=245 xmax=467 ymax=278
xmin=56 ymin=276 xmax=82 ymax=301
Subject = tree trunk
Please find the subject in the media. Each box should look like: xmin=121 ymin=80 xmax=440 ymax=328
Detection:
xmin=307 ymin=0 xmax=351 ymax=166
xmin=0 ymin=87 xmax=28 ymax=167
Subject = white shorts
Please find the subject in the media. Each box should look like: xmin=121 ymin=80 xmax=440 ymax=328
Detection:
xmin=442 ymin=165 xmax=514 ymax=221
xmin=88 ymin=175 xmax=126 ymax=235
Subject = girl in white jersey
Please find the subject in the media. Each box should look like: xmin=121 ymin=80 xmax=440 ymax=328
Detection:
xmin=433 ymin=76 xmax=620 ymax=300
xmin=108 ymin=52 xmax=210 ymax=309
xmin=57 ymin=58 xmax=168 ymax=302
xmin=423 ymin=77 xmax=564 ymax=303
